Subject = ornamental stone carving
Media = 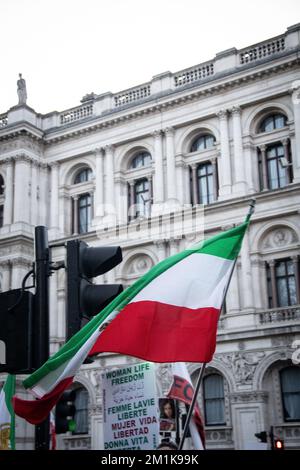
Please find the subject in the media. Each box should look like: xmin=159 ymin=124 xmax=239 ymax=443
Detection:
xmin=126 ymin=255 xmax=154 ymax=275
xmin=220 ymin=351 xmax=265 ymax=384
xmin=262 ymin=227 xmax=297 ymax=250
xmin=230 ymin=391 xmax=268 ymax=404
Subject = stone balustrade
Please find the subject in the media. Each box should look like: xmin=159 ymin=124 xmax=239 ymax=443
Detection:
xmin=1 ymin=25 xmax=299 ymax=129
xmin=60 ymin=103 xmax=94 ymax=125
xmin=239 ymin=36 xmax=285 ymax=64
xmin=0 ymin=113 xmax=8 ymax=128
xmin=258 ymin=305 xmax=300 ymax=324
xmin=174 ymin=62 xmax=215 ymax=87
xmin=114 ymin=84 xmax=151 ymax=107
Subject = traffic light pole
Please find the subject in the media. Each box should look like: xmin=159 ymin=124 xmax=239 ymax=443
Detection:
xmin=34 ymin=226 xmax=50 ymax=450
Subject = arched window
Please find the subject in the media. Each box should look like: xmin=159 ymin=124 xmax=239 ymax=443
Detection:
xmin=78 ymin=194 xmax=92 ymax=234
xmin=280 ymin=367 xmax=300 ymax=421
xmin=190 ymin=134 xmax=215 ymax=152
xmin=74 ymin=168 xmax=93 ymax=184
xmin=73 ymin=387 xmax=89 ymax=434
xmin=259 ymin=114 xmax=287 ymax=133
xmin=130 ymin=152 xmax=152 ymax=169
xmin=203 ymin=374 xmax=225 ymax=426
xmin=134 ymin=178 xmax=150 ymax=217
xmin=266 ymin=258 xmax=298 ymax=308
xmin=0 ymin=174 xmax=4 ymax=195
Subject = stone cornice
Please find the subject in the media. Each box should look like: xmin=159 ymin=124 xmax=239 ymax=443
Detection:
xmin=35 ymin=54 xmax=300 ymax=146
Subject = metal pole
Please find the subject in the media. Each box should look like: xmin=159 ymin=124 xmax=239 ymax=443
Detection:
xmin=178 ymin=198 xmax=256 ymax=451
xmin=178 ymin=363 xmax=206 ymax=450
xmin=34 ymin=226 xmax=50 ymax=450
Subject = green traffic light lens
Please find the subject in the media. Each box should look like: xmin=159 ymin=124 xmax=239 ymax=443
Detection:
xmin=68 ymin=419 xmax=76 ymax=432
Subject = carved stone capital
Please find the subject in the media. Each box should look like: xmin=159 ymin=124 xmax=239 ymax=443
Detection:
xmin=152 ymin=129 xmax=163 ymax=138
xmin=259 ymin=144 xmax=266 ymax=153
xmin=217 ymin=109 xmax=228 ymax=120
xmin=104 ymin=144 xmax=115 ymax=154
xmin=164 ymin=126 xmax=175 ymax=136
xmin=49 ymin=161 xmax=60 ymax=169
xmin=231 ymin=105 xmax=241 ymax=115
xmin=93 ymin=147 xmax=104 ymax=157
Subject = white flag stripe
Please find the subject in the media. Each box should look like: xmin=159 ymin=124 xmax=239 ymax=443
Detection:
xmin=131 ymin=253 xmax=233 ymax=309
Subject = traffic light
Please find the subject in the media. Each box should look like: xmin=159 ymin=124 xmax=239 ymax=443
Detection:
xmin=55 ymin=390 xmax=77 ymax=434
xmin=273 ymin=438 xmax=285 ymax=450
xmin=255 ymin=431 xmax=268 ymax=443
xmin=0 ymin=289 xmax=36 ymax=374
xmin=66 ymin=240 xmax=123 ymax=340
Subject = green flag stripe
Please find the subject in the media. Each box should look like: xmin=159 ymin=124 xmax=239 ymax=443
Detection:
xmin=24 ymin=221 xmax=248 ymax=389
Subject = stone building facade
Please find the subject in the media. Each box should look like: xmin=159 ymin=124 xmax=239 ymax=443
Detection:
xmin=0 ymin=23 xmax=300 ymax=450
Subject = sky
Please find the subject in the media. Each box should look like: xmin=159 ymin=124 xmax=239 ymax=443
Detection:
xmin=0 ymin=0 xmax=300 ymax=115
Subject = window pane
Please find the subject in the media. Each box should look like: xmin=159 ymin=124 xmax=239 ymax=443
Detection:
xmin=74 ymin=168 xmax=92 ymax=184
xmin=131 ymin=152 xmax=151 ymax=169
xmin=191 ymin=134 xmax=215 ymax=152
xmin=275 ymin=261 xmax=286 ymax=277
xmin=74 ymin=388 xmax=89 ymax=434
xmin=204 ymin=375 xmax=225 ymax=425
xmin=260 ymin=114 xmax=286 ymax=132
xmin=288 ymin=277 xmax=297 ymax=305
xmin=287 ymin=261 xmax=295 ymax=275
xmin=199 ymin=177 xmax=208 ymax=204
xmin=268 ymin=159 xmax=279 ymax=189
xmin=207 ymin=174 xmax=214 ymax=202
xmin=277 ymin=278 xmax=289 ymax=307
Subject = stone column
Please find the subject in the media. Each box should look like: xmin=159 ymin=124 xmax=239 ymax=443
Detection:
xmin=251 ymin=258 xmax=264 ymax=309
xmin=226 ymin=264 xmax=240 ymax=313
xmin=292 ymin=255 xmax=300 ymax=303
xmin=153 ymin=130 xmax=164 ymax=203
xmin=3 ymin=158 xmax=14 ymax=225
xmin=217 ymin=110 xmax=232 ymax=198
xmin=49 ymin=162 xmax=60 ymax=235
xmin=231 ymin=106 xmax=247 ymax=195
xmin=259 ymin=145 xmax=268 ymax=190
xmin=291 ymin=85 xmax=300 ymax=182
xmin=243 ymin=143 xmax=255 ymax=193
xmin=0 ymin=260 xmax=11 ymax=291
xmin=240 ymin=231 xmax=254 ymax=309
xmin=73 ymin=195 xmax=79 ymax=235
xmin=165 ymin=127 xmax=177 ymax=201
xmin=94 ymin=148 xmax=104 ymax=218
xmin=30 ymin=160 xmax=38 ymax=227
xmin=154 ymin=241 xmax=166 ymax=262
xmin=169 ymin=238 xmax=179 ymax=256
xmin=175 ymin=159 xmax=185 ymax=205
xmin=13 ymin=154 xmax=31 ymax=224
xmin=105 ymin=145 xmax=115 ymax=208
xmin=268 ymin=260 xmax=278 ymax=308
xmin=190 ymin=164 xmax=198 ymax=205
xmin=211 ymin=157 xmax=218 ymax=201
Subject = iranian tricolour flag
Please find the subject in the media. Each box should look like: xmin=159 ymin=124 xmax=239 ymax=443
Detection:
xmin=13 ymin=221 xmax=249 ymax=425
xmin=0 ymin=375 xmax=15 ymax=450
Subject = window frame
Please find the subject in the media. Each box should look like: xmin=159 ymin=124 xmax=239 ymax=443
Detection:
xmin=190 ymin=134 xmax=215 ymax=153
xmin=74 ymin=168 xmax=93 ymax=185
xmin=280 ymin=366 xmax=300 ymax=423
xmin=259 ymin=113 xmax=287 ymax=133
xmin=203 ymin=374 xmax=226 ymax=426
xmin=78 ymin=193 xmax=92 ymax=234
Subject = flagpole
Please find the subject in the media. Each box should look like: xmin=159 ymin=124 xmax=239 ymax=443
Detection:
xmin=178 ymin=198 xmax=256 ymax=451
xmin=178 ymin=362 xmax=206 ymax=450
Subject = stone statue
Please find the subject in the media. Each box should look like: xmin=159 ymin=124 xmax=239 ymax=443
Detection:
xmin=17 ymin=73 xmax=27 ymax=105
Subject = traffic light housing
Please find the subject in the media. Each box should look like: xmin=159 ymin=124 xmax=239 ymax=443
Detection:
xmin=273 ymin=438 xmax=284 ymax=450
xmin=55 ymin=390 xmax=77 ymax=434
xmin=66 ymin=240 xmax=123 ymax=340
xmin=255 ymin=431 xmax=268 ymax=443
